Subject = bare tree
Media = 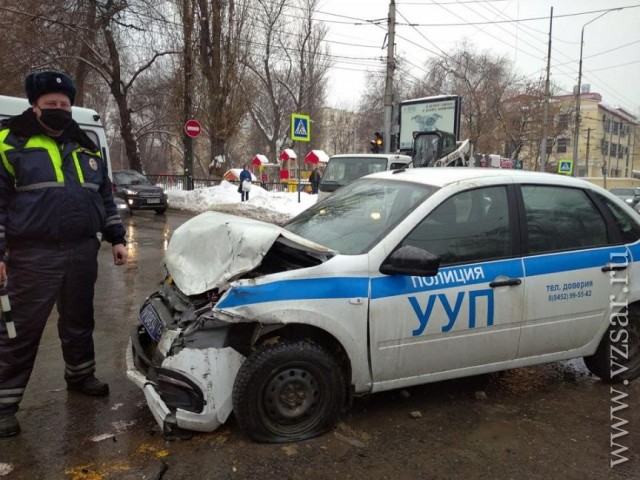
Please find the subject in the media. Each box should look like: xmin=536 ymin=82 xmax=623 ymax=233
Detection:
xmin=244 ymin=0 xmax=294 ymax=159
xmin=358 ymin=55 xmax=413 ymax=152
xmin=0 ymin=1 xmax=181 ymax=172
xmin=496 ymin=77 xmax=574 ymax=171
xmin=285 ymin=0 xmax=330 ymax=153
xmin=194 ymin=0 xmax=251 ymax=177
xmin=411 ymin=42 xmax=515 ymax=155
xmin=245 ymin=0 xmax=330 ymax=162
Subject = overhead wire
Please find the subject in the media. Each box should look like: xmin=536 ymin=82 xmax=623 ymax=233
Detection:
xmin=469 ymin=0 xmax=639 ymax=108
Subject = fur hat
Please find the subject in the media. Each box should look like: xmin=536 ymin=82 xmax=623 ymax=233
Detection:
xmin=24 ymin=71 xmax=76 ymax=105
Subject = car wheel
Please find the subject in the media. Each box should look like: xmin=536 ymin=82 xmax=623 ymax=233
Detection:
xmin=232 ymin=341 xmax=345 ymax=443
xmin=155 ymin=208 xmax=167 ymax=215
xmin=583 ymin=312 xmax=640 ymax=383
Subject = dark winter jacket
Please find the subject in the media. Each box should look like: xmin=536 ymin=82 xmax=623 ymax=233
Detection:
xmin=309 ymin=169 xmax=321 ymax=184
xmin=239 ymin=168 xmax=252 ymax=183
xmin=0 ymin=109 xmax=126 ymax=258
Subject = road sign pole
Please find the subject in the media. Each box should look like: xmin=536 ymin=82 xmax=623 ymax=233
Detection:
xmin=183 ymin=119 xmax=202 ymax=190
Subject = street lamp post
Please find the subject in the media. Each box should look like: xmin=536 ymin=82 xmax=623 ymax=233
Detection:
xmin=572 ymin=8 xmax=622 ymax=177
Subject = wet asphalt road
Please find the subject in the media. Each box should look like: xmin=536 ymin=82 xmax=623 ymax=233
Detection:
xmin=1 ymin=208 xmax=639 ymax=480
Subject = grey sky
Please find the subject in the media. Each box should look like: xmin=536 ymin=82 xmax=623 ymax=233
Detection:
xmin=318 ymin=0 xmax=640 ymax=115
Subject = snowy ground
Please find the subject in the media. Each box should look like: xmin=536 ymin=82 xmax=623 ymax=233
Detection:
xmin=166 ymin=180 xmax=317 ymax=225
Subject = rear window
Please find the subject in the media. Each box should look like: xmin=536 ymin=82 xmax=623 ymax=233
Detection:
xmin=321 ymin=157 xmax=388 ymax=184
xmin=113 ymin=171 xmax=151 ymax=186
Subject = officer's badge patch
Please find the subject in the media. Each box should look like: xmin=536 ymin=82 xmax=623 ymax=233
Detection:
xmin=89 ymin=159 xmax=98 ymax=171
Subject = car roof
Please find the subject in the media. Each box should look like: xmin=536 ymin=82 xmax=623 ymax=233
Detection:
xmin=367 ymin=167 xmax=599 ymax=189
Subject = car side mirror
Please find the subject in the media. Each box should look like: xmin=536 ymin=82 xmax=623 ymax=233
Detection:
xmin=380 ymin=245 xmax=440 ymax=277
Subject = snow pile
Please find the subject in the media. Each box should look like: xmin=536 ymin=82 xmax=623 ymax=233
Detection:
xmin=167 ymin=180 xmax=316 ymax=221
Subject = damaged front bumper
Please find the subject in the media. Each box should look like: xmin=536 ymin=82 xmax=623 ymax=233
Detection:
xmin=126 ymin=323 xmax=245 ymax=434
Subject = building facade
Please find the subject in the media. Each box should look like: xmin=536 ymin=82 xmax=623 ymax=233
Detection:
xmin=548 ymin=92 xmax=638 ymax=178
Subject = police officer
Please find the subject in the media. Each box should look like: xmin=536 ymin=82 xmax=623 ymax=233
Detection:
xmin=0 ymin=71 xmax=127 ymax=437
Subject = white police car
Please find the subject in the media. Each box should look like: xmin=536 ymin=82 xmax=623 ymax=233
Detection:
xmin=127 ymin=168 xmax=640 ymax=443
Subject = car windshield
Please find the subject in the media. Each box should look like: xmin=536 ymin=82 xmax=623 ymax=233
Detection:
xmin=114 ymin=171 xmax=152 ymax=186
xmin=320 ymin=157 xmax=389 ymax=185
xmin=284 ymin=178 xmax=436 ymax=254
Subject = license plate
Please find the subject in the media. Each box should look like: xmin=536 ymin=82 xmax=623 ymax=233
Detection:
xmin=139 ymin=304 xmax=165 ymax=342
xmin=147 ymin=198 xmax=161 ymax=204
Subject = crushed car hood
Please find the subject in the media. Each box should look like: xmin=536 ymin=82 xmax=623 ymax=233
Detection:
xmin=165 ymin=211 xmax=333 ymax=296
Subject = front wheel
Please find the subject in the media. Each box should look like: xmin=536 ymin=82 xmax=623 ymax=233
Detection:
xmin=232 ymin=341 xmax=345 ymax=443
xmin=584 ymin=314 xmax=640 ymax=383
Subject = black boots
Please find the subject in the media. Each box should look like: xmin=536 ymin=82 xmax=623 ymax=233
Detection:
xmin=67 ymin=376 xmax=110 ymax=396
xmin=0 ymin=414 xmax=20 ymax=437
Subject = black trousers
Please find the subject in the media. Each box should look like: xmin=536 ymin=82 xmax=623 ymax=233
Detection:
xmin=0 ymin=238 xmax=100 ymax=415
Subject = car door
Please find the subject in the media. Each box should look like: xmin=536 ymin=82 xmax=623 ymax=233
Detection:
xmin=368 ymin=184 xmax=524 ymax=388
xmin=517 ymin=184 xmax=629 ymax=358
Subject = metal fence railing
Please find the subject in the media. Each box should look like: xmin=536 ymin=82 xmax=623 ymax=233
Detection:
xmin=146 ymin=174 xmax=295 ymax=193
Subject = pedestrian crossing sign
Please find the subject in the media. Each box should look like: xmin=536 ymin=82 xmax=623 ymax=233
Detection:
xmin=291 ymin=113 xmax=311 ymax=142
xmin=557 ymin=160 xmax=573 ymax=175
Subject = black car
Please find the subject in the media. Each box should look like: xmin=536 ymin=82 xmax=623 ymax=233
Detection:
xmin=112 ymin=170 xmax=167 ymax=214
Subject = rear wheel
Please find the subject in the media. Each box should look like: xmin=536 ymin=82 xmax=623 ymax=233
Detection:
xmin=584 ymin=313 xmax=640 ymax=383
xmin=233 ymin=341 xmax=345 ymax=443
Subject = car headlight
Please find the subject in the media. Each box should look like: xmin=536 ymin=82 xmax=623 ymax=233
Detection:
xmin=625 ymin=198 xmax=634 ymax=204
xmin=124 ymin=188 xmax=139 ymax=196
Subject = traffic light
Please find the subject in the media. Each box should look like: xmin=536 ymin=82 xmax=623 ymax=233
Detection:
xmin=370 ymin=132 xmax=383 ymax=153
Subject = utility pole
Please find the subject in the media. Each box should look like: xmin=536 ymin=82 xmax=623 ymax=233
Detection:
xmin=539 ymin=7 xmax=553 ymax=172
xmin=383 ymin=0 xmax=396 ymax=154
xmin=572 ymin=9 xmax=622 ymax=177
xmin=585 ymin=127 xmax=591 ymax=176
xmin=608 ymin=118 xmax=614 ymax=175
xmin=625 ymin=124 xmax=635 ymax=178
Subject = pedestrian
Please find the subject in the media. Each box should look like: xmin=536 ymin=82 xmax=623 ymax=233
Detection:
xmin=309 ymin=166 xmax=321 ymax=194
xmin=239 ymin=164 xmax=252 ymax=202
xmin=261 ymin=172 xmax=268 ymax=190
xmin=0 ymin=71 xmax=128 ymax=437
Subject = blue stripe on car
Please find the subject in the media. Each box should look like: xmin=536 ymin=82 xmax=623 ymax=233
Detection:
xmin=216 ymin=277 xmax=370 ymax=308
xmin=216 ymin=244 xmax=635 ymax=309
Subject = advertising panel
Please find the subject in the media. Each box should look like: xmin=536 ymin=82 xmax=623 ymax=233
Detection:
xmin=398 ymin=95 xmax=461 ymax=152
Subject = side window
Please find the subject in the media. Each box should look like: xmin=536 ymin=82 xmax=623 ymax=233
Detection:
xmin=402 ymin=186 xmax=511 ymax=265
xmin=84 ymin=130 xmax=100 ymax=149
xmin=595 ymin=193 xmax=640 ymax=244
xmin=522 ymin=185 xmax=608 ymax=254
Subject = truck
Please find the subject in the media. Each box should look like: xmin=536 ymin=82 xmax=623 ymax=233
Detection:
xmin=317 ymin=153 xmax=411 ymax=200
xmin=398 ymin=95 xmax=473 ymax=168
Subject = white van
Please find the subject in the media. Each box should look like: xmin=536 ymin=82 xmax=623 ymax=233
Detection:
xmin=0 ymin=95 xmax=113 ymax=178
xmin=318 ymin=153 xmax=412 ymax=200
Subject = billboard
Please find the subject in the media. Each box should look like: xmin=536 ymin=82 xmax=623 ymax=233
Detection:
xmin=398 ymin=95 xmax=461 ymax=152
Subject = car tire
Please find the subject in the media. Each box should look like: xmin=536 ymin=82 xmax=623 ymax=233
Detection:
xmin=583 ymin=310 xmax=640 ymax=383
xmin=232 ymin=340 xmax=345 ymax=443
xmin=155 ymin=208 xmax=167 ymax=215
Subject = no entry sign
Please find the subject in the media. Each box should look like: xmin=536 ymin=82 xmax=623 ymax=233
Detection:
xmin=184 ymin=119 xmax=202 ymax=138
